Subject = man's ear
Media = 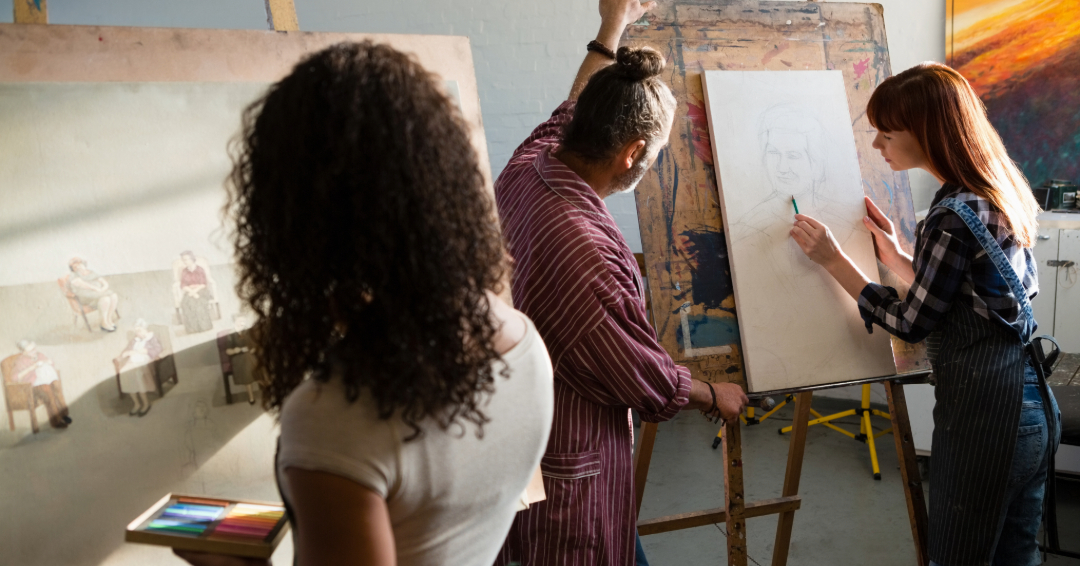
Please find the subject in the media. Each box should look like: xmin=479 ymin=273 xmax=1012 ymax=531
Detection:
xmin=617 ymin=139 xmax=647 ymax=171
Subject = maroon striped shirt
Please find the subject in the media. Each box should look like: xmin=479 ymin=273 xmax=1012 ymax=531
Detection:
xmin=495 ymin=101 xmax=693 ymax=566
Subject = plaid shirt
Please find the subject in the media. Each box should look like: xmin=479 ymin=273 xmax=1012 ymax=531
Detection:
xmin=858 ymin=184 xmax=1039 ymax=343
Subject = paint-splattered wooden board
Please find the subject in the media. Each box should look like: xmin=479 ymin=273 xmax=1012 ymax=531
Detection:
xmin=628 ymin=0 xmax=929 ymax=387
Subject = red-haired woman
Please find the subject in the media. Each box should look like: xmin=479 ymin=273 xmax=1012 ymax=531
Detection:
xmin=789 ymin=62 xmax=1059 ymax=566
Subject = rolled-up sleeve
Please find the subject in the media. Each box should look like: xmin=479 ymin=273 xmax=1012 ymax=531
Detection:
xmin=558 ymin=301 xmax=693 ymax=422
xmin=857 ymin=222 xmax=971 ymax=343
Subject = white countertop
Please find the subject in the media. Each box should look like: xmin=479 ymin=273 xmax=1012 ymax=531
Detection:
xmin=1039 ymin=210 xmax=1080 ymax=229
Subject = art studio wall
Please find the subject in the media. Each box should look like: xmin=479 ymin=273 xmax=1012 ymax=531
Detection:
xmin=0 ymin=6 xmax=952 ymax=565
xmin=0 ymin=0 xmax=949 ymax=255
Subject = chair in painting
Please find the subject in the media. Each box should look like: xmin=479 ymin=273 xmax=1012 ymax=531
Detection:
xmin=216 ymin=330 xmax=237 ymax=404
xmin=113 ymin=324 xmax=179 ymax=398
xmin=2 ymin=354 xmax=45 ymax=434
xmin=57 ymin=275 xmax=97 ymax=332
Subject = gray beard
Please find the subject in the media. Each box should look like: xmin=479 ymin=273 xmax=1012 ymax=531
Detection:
xmin=611 ymin=154 xmax=650 ymax=195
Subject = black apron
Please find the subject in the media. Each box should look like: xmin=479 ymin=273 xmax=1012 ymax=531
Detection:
xmin=925 ymin=198 xmax=1056 ymax=566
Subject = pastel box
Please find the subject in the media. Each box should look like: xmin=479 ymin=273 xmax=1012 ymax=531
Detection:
xmin=126 ymin=493 xmax=289 ymax=559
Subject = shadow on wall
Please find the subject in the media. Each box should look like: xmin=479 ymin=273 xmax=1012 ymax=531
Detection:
xmin=0 ymin=337 xmax=270 ymax=565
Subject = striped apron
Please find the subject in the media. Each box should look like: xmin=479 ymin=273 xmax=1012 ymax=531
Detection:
xmin=925 ymin=198 xmax=1057 ymax=565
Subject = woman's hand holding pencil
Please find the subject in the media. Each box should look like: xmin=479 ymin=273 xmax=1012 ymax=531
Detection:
xmin=789 ymin=214 xmax=844 ymax=268
xmin=789 ymin=212 xmax=873 ymax=301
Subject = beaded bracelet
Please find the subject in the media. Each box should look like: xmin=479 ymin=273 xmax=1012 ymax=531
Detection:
xmin=703 ymin=383 xmax=721 ymax=424
xmin=586 ymin=40 xmax=616 ymax=60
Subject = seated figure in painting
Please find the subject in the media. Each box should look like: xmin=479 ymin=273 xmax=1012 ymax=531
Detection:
xmin=12 ymin=340 xmax=71 ymax=429
xmin=116 ymin=319 xmax=163 ymax=417
xmin=173 ymin=251 xmax=218 ymax=334
xmin=66 ymin=257 xmax=120 ymax=332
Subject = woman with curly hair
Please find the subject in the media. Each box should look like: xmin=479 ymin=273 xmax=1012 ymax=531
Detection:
xmin=176 ymin=42 xmax=553 ymax=566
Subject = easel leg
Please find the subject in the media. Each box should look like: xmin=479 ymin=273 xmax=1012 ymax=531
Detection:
xmin=723 ymin=417 xmax=747 ymax=566
xmin=861 ymin=384 xmax=882 ymax=480
xmin=884 ymin=381 xmax=929 ymax=566
xmin=634 ymin=421 xmax=658 ymax=518
xmin=772 ymin=391 xmax=812 ymax=566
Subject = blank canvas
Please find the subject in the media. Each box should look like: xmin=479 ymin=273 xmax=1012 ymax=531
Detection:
xmin=701 ymin=70 xmax=896 ymax=392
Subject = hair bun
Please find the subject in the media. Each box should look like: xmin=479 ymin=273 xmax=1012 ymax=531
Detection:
xmin=614 ymin=46 xmax=665 ymax=81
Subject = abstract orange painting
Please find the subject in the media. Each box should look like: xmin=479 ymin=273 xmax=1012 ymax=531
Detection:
xmin=947 ymin=0 xmax=1080 ymax=186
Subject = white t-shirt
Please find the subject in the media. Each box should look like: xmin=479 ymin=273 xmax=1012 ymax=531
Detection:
xmin=277 ymin=315 xmax=553 ymax=566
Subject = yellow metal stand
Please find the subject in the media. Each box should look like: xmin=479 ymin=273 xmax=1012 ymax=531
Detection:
xmin=712 ymin=394 xmax=795 ymax=449
xmin=778 ymin=384 xmax=893 ymax=479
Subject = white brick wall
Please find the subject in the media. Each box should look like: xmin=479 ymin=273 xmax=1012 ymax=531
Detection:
xmin=1 ymin=0 xmax=944 ymax=251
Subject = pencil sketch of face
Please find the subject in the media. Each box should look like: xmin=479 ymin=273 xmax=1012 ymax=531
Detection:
xmin=759 ymin=106 xmax=827 ymax=200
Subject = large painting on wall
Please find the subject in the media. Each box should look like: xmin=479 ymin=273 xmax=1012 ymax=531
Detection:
xmin=946 ymin=0 xmax=1080 ymax=186
xmin=0 ymin=24 xmax=492 ymax=566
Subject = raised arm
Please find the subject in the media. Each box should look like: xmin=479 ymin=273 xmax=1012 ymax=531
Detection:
xmin=568 ymin=0 xmax=656 ymax=100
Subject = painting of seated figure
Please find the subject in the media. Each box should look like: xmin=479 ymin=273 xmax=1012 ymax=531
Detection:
xmin=172 ymin=251 xmax=221 ymax=335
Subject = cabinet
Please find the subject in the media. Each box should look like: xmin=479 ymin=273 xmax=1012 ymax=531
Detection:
xmin=1031 ymin=213 xmax=1080 ymax=352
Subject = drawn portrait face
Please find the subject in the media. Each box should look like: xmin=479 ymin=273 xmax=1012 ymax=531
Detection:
xmin=759 ymin=105 xmax=827 ymax=201
xmin=765 ymin=131 xmax=815 ymax=197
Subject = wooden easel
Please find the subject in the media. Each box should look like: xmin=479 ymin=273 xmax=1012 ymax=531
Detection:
xmin=633 ymin=377 xmax=929 ymax=565
xmin=626 ymin=1 xmax=931 ymax=564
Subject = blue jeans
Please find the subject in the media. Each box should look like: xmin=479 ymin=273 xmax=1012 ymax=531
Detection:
xmin=931 ymin=363 xmax=1061 ymax=566
xmin=635 ymin=531 xmax=649 ymax=566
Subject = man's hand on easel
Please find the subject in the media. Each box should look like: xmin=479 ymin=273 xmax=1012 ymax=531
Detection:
xmin=689 ymin=379 xmax=748 ymax=423
xmin=710 ymin=382 xmax=749 ymax=422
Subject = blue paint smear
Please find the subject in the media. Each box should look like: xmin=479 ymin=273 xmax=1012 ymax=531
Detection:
xmin=900 ymin=216 xmax=916 ymax=242
xmin=678 ymin=227 xmax=734 ymax=312
xmin=882 ymin=179 xmax=894 ymax=204
xmin=33 ymin=0 xmax=41 ymax=10
xmin=676 ymin=314 xmax=741 ymax=349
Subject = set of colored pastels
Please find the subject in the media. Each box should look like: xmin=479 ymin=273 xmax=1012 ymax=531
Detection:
xmin=126 ymin=494 xmax=289 ymax=559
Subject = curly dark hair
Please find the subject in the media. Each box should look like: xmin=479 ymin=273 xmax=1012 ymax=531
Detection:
xmin=226 ymin=41 xmax=507 ymax=438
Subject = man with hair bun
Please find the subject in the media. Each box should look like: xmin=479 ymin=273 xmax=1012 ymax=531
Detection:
xmin=494 ymin=1 xmax=747 ymax=564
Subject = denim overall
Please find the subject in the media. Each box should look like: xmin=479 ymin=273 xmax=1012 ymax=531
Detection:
xmin=926 ymin=198 xmax=1060 ymax=566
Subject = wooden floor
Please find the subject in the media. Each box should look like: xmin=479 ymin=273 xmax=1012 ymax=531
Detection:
xmin=1050 ymin=353 xmax=1080 ymax=387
